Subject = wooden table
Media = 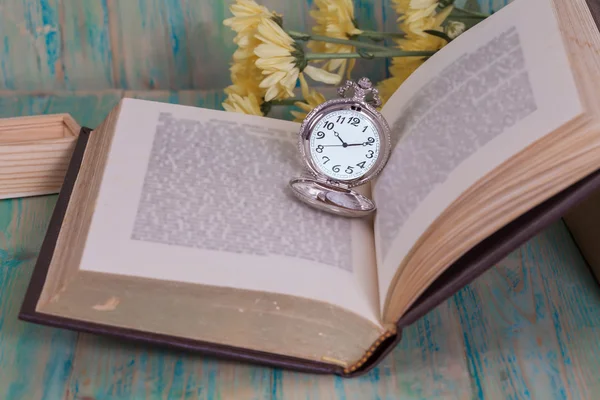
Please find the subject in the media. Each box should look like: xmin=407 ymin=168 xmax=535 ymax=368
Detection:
xmin=2 ymin=91 xmax=600 ymax=399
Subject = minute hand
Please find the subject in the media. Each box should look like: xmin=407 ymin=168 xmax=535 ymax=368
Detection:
xmin=346 ymin=142 xmax=373 ymax=147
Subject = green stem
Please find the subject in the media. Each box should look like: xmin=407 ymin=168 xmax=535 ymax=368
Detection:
xmin=270 ymin=98 xmax=303 ymax=106
xmin=355 ymin=30 xmax=406 ymax=39
xmin=305 ymin=50 xmax=436 ymax=60
xmin=450 ymin=14 xmax=488 ymax=21
xmin=287 ymin=30 xmax=390 ymax=52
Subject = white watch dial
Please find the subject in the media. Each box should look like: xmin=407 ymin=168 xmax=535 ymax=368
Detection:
xmin=309 ymin=109 xmax=381 ymax=181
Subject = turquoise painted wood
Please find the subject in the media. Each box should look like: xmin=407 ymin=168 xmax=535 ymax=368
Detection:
xmin=0 ymin=196 xmax=76 ymax=400
xmin=0 ymin=0 xmax=510 ymax=92
xmin=1 ymin=92 xmax=600 ymax=399
xmin=2 ymin=0 xmax=598 ymax=398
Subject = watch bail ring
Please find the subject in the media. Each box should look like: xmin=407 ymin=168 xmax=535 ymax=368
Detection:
xmin=337 ymin=77 xmax=382 ymax=108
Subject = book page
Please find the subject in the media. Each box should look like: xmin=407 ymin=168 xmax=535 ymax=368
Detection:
xmin=78 ymin=98 xmax=381 ymax=325
xmin=373 ymin=0 xmax=583 ymax=310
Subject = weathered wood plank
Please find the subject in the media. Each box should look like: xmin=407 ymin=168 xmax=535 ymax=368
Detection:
xmin=0 ymin=195 xmax=77 ymax=400
xmin=0 ymin=0 xmax=63 ymax=90
xmin=1 ymin=0 xmax=463 ymax=91
xmin=59 ymin=0 xmax=115 ymax=89
xmin=0 ymin=90 xmax=124 ymax=128
xmin=453 ymin=221 xmax=600 ymax=399
xmin=278 ymin=303 xmax=474 ymax=399
xmin=64 ymin=335 xmax=272 ymax=400
xmin=534 ymin=223 xmax=600 ymax=397
xmin=0 ymin=0 xmax=512 ymax=92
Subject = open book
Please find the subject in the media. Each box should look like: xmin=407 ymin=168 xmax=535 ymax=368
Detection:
xmin=18 ymin=0 xmax=600 ymax=376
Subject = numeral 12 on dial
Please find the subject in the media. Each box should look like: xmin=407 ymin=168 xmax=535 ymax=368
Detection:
xmin=308 ymin=109 xmax=381 ymax=181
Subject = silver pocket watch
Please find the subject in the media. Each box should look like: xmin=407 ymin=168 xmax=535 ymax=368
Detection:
xmin=289 ymin=77 xmax=392 ymax=218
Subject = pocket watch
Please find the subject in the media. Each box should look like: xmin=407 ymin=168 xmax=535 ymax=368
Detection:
xmin=289 ymin=77 xmax=392 ymax=218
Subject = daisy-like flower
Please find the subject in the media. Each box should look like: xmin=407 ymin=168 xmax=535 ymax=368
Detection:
xmin=223 ymin=0 xmax=278 ymax=113
xmin=377 ymin=4 xmax=452 ymax=104
xmin=307 ymin=0 xmax=362 ymax=79
xmin=223 ymin=0 xmax=278 ymax=44
xmin=291 ymin=74 xmax=327 ymax=122
xmin=222 ymin=93 xmax=263 ymax=116
xmin=254 ymin=18 xmax=341 ymax=101
xmin=225 ymin=57 xmax=263 ymax=97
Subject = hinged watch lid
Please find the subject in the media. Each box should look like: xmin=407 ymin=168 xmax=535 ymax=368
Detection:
xmin=289 ymin=177 xmax=376 ymax=218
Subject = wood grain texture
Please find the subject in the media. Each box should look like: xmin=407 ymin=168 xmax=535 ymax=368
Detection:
xmin=0 ymin=87 xmax=599 ymax=398
xmin=0 ymin=114 xmax=80 ymax=199
xmin=453 ymin=223 xmax=600 ymax=399
xmin=1 ymin=1 xmax=596 ymax=397
xmin=0 ymin=0 xmax=510 ymax=91
xmin=3 ymin=194 xmax=600 ymax=398
xmin=0 ymin=196 xmax=78 ymax=400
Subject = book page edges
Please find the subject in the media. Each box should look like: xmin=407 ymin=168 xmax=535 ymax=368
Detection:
xmin=36 ymin=101 xmax=123 ymax=305
xmin=36 ymin=269 xmax=391 ymax=372
xmin=383 ymin=0 xmax=600 ymax=321
xmin=396 ymin=167 xmax=600 ymax=327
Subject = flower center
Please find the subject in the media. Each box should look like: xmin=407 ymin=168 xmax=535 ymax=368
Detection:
xmin=292 ymin=42 xmax=308 ymax=71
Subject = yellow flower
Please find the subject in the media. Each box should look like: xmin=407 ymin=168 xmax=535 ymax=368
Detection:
xmin=225 ymin=57 xmax=263 ymax=97
xmin=224 ymin=0 xmax=277 ymax=103
xmin=223 ymin=0 xmax=277 ymax=44
xmin=307 ymin=0 xmax=362 ymax=79
xmin=222 ymin=93 xmax=263 ymax=116
xmin=393 ymin=0 xmax=437 ymax=19
xmin=377 ymin=4 xmax=452 ymax=104
xmin=254 ymin=18 xmax=341 ymax=101
xmin=291 ymin=74 xmax=327 ymax=122
xmin=223 ymin=61 xmax=265 ymax=115
xmin=391 ymin=0 xmax=411 ymax=16
xmin=403 ymin=3 xmax=451 ymax=37
xmin=408 ymin=0 xmax=438 ymax=10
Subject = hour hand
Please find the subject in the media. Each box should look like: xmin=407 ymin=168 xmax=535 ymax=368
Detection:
xmin=333 ymin=131 xmax=347 ymax=145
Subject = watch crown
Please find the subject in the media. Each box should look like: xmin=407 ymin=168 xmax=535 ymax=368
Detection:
xmin=357 ymin=77 xmax=373 ymax=89
xmin=337 ymin=77 xmax=382 ymax=108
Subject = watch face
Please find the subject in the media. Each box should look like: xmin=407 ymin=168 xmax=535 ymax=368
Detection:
xmin=309 ymin=109 xmax=381 ymax=181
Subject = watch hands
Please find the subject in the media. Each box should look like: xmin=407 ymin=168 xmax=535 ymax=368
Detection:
xmin=321 ymin=142 xmax=373 ymax=148
xmin=346 ymin=142 xmax=373 ymax=147
xmin=333 ymin=131 xmax=348 ymax=146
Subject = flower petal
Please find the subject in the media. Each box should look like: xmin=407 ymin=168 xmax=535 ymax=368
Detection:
xmin=298 ymin=73 xmax=310 ymax=100
xmin=304 ymin=65 xmax=341 ymax=84
xmin=259 ymin=70 xmax=287 ymax=88
xmin=254 ymin=43 xmax=291 ymax=58
xmin=264 ymin=85 xmax=280 ymax=101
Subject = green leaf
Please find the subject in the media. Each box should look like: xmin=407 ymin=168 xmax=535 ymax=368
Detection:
xmin=423 ymin=30 xmax=453 ymax=43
